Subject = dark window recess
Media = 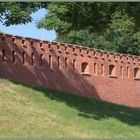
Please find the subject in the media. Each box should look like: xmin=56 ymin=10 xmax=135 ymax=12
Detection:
xmin=12 ymin=38 xmax=15 ymax=43
xmin=31 ymin=41 xmax=33 ymax=46
xmin=31 ymin=53 xmax=34 ymax=65
xmin=101 ymin=53 xmax=103 ymax=57
xmin=73 ymin=48 xmax=75 ymax=52
xmin=40 ymin=42 xmax=43 ymax=48
xmin=65 ymin=57 xmax=68 ymax=69
xmin=2 ymin=49 xmax=6 ymax=61
xmin=12 ymin=51 xmax=16 ymax=63
xmin=73 ymin=59 xmax=76 ymax=70
xmin=107 ymin=54 xmax=109 ymax=58
xmin=101 ymin=64 xmax=104 ymax=75
xmin=22 ymin=40 xmax=25 ymax=45
xmin=49 ymin=55 xmax=52 ymax=67
xmin=109 ymin=65 xmax=115 ymax=76
xmin=120 ymin=66 xmax=123 ymax=77
xmin=94 ymin=63 xmax=97 ymax=74
xmin=58 ymin=56 xmax=60 ymax=68
xmin=134 ymin=68 xmax=140 ymax=78
xmin=2 ymin=36 xmax=5 ymax=41
xmin=81 ymin=62 xmax=89 ymax=74
xmin=127 ymin=67 xmax=130 ymax=78
xmin=57 ymin=45 xmax=60 ymax=50
xmin=22 ymin=52 xmax=25 ymax=64
xmin=40 ymin=54 xmax=43 ymax=66
xmin=48 ymin=43 xmax=51 ymax=49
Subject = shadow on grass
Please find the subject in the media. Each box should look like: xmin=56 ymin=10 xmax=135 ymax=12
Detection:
xmin=10 ymin=80 xmax=140 ymax=127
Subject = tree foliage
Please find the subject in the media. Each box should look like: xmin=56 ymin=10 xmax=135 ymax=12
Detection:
xmin=0 ymin=2 xmax=45 ymax=26
xmin=0 ymin=2 xmax=139 ymax=55
xmin=37 ymin=2 xmax=140 ymax=55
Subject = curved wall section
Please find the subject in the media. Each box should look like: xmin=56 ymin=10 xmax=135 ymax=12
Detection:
xmin=0 ymin=33 xmax=140 ymax=107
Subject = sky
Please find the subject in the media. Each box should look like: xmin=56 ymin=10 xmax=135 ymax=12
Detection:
xmin=0 ymin=8 xmax=56 ymax=41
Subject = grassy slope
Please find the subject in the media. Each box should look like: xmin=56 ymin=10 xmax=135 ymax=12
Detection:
xmin=0 ymin=79 xmax=140 ymax=138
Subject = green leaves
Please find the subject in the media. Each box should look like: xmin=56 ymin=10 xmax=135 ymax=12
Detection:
xmin=0 ymin=2 xmax=139 ymax=55
xmin=36 ymin=2 xmax=140 ymax=55
xmin=0 ymin=2 xmax=43 ymax=26
xmin=37 ymin=13 xmax=71 ymax=33
xmin=104 ymin=11 xmax=139 ymax=55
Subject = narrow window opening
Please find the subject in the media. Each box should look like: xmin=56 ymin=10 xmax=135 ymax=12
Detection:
xmin=40 ymin=54 xmax=43 ymax=66
xmin=12 ymin=37 xmax=15 ymax=43
xmin=107 ymin=54 xmax=109 ymax=58
xmin=2 ymin=36 xmax=5 ymax=41
xmin=49 ymin=55 xmax=52 ymax=67
xmin=31 ymin=53 xmax=34 ymax=65
xmin=2 ymin=49 xmax=6 ymax=61
xmin=81 ymin=62 xmax=89 ymax=74
xmin=40 ymin=42 xmax=43 ymax=48
xmin=126 ymin=57 xmax=128 ymax=61
xmin=65 ymin=57 xmax=68 ymax=69
xmin=73 ymin=59 xmax=76 ymax=70
xmin=101 ymin=64 xmax=104 ymax=75
xmin=120 ymin=66 xmax=123 ymax=77
xmin=101 ymin=53 xmax=103 ymax=57
xmin=94 ymin=63 xmax=97 ymax=74
xmin=134 ymin=68 xmax=140 ymax=79
xmin=22 ymin=52 xmax=25 ymax=64
xmin=73 ymin=48 xmax=75 ymax=52
xmin=109 ymin=65 xmax=115 ymax=76
xmin=22 ymin=39 xmax=25 ymax=45
xmin=58 ymin=56 xmax=60 ymax=68
xmin=65 ymin=46 xmax=67 ymax=51
xmin=79 ymin=49 xmax=82 ymax=53
xmin=31 ymin=41 xmax=33 ymax=46
xmin=87 ymin=50 xmax=89 ymax=54
xmin=12 ymin=51 xmax=16 ymax=63
xmin=127 ymin=67 xmax=130 ymax=78
xmin=48 ymin=43 xmax=51 ymax=49
xmin=132 ymin=57 xmax=135 ymax=61
xmin=57 ymin=45 xmax=60 ymax=50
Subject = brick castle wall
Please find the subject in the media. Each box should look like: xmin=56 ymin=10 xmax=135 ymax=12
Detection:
xmin=0 ymin=33 xmax=140 ymax=107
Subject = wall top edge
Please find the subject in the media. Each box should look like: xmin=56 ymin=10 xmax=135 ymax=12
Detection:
xmin=0 ymin=32 xmax=139 ymax=58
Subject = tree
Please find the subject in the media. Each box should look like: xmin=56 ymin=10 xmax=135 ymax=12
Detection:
xmin=37 ymin=2 xmax=140 ymax=55
xmin=104 ymin=11 xmax=140 ymax=54
xmin=0 ymin=2 xmax=45 ymax=26
xmin=0 ymin=2 xmax=139 ymax=55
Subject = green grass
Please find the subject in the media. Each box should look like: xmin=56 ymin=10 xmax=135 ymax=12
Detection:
xmin=1 ymin=79 xmax=140 ymax=138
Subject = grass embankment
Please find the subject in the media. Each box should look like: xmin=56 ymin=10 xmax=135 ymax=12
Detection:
xmin=0 ymin=79 xmax=140 ymax=138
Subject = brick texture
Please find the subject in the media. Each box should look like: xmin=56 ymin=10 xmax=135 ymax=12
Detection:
xmin=0 ymin=33 xmax=140 ymax=107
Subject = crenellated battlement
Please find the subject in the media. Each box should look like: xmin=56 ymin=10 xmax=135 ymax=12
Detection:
xmin=1 ymin=32 xmax=140 ymax=65
xmin=1 ymin=32 xmax=140 ymax=107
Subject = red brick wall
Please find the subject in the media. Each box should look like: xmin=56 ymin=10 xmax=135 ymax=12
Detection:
xmin=0 ymin=33 xmax=140 ymax=107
